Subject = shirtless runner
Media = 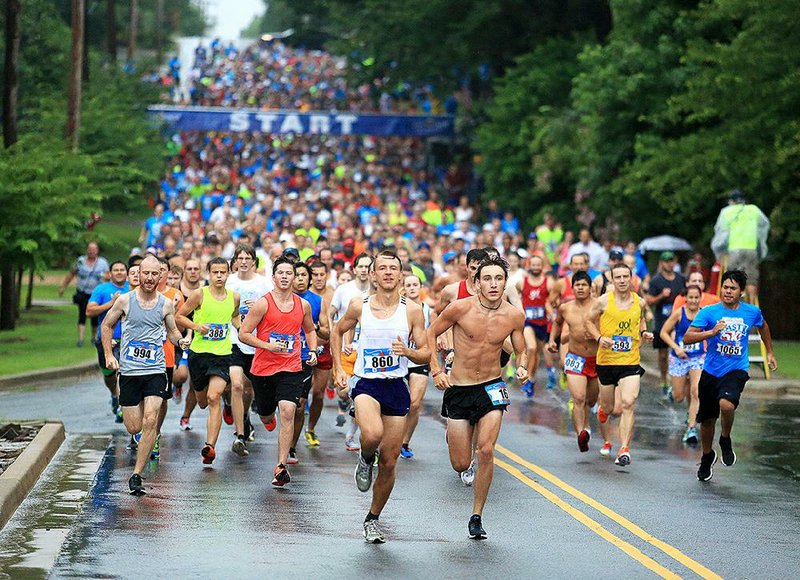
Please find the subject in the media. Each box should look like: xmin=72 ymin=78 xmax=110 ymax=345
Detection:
xmin=427 ymin=255 xmax=527 ymax=539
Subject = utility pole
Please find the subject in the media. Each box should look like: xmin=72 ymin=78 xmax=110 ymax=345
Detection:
xmin=66 ymin=0 xmax=85 ymax=152
xmin=127 ymin=0 xmax=138 ymax=64
xmin=1 ymin=0 xmax=21 ymax=330
xmin=106 ymin=0 xmax=117 ymax=64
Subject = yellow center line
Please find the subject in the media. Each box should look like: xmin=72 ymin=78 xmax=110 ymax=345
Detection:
xmin=494 ymin=458 xmax=681 ymax=579
xmin=496 ymin=444 xmax=722 ymax=580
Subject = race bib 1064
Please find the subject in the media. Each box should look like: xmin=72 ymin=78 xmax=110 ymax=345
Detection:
xmin=363 ymin=348 xmax=399 ymax=374
xmin=485 ymin=381 xmax=510 ymax=406
xmin=611 ymin=335 xmax=633 ymax=353
xmin=125 ymin=341 xmax=160 ymax=364
xmin=203 ymin=323 xmax=228 ymax=341
xmin=564 ymin=352 xmax=586 ymax=374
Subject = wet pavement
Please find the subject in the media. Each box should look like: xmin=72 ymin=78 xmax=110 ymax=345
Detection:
xmin=1 ymin=370 xmax=800 ymax=579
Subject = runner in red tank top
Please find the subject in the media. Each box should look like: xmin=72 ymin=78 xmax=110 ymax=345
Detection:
xmin=456 ymin=279 xmax=473 ymax=300
xmin=514 ymin=255 xmax=557 ymax=393
xmin=239 ymin=256 xmax=318 ymax=488
xmin=435 ymin=249 xmax=488 ymax=373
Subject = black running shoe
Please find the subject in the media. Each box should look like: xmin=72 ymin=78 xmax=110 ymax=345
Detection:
xmin=697 ymin=450 xmax=717 ymax=482
xmin=468 ymin=514 xmax=487 ymax=539
xmin=129 ymin=473 xmax=145 ymax=496
xmin=719 ymin=436 xmax=736 ymax=466
xmin=272 ymin=464 xmax=290 ymax=486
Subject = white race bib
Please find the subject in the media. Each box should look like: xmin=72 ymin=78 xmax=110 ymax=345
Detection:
xmin=125 ymin=341 xmax=160 ymax=364
xmin=485 ymin=381 xmax=510 ymax=406
xmin=564 ymin=352 xmax=586 ymax=374
xmin=203 ymin=323 xmax=228 ymax=341
xmin=611 ymin=335 xmax=633 ymax=353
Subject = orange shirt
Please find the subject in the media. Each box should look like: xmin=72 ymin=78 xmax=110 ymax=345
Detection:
xmin=672 ymin=291 xmax=719 ymax=312
xmin=161 ymin=287 xmax=184 ymax=367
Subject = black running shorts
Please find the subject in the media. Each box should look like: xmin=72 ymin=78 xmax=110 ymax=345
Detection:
xmin=119 ymin=373 xmax=170 ymax=406
xmin=441 ymin=378 xmax=508 ymax=426
xmin=596 ymin=364 xmax=644 ymax=387
xmin=697 ymin=370 xmax=748 ymax=423
xmin=188 ymin=352 xmax=231 ymax=391
xmin=251 ymin=371 xmax=305 ymax=416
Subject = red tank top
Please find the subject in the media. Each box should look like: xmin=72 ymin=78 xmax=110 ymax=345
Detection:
xmin=561 ymin=275 xmax=576 ymax=303
xmin=251 ymin=293 xmax=304 ymax=377
xmin=456 ymin=280 xmax=473 ymax=300
xmin=522 ymin=276 xmax=548 ymax=325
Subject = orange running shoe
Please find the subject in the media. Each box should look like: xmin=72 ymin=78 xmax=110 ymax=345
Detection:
xmin=600 ymin=441 xmax=613 ymax=457
xmin=263 ymin=415 xmax=277 ymax=432
xmin=201 ymin=443 xmax=216 ymax=464
xmin=597 ymin=406 xmax=609 ymax=424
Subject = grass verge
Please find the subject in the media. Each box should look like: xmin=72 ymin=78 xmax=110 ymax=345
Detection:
xmin=773 ymin=341 xmax=800 ymax=380
xmin=0 ymin=302 xmax=95 ymax=376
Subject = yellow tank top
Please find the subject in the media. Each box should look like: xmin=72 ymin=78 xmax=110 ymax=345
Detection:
xmin=190 ymin=286 xmax=234 ymax=355
xmin=597 ymin=292 xmax=641 ymax=366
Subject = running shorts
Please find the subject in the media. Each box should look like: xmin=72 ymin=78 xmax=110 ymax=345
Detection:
xmin=525 ymin=323 xmax=550 ymax=342
xmin=96 ymin=341 xmax=120 ymax=377
xmin=352 ymin=377 xmax=410 ymax=417
xmin=441 ymin=378 xmax=508 ymax=425
xmin=316 ymin=344 xmax=333 ymax=370
xmin=119 ymin=372 xmax=169 ymax=406
xmin=188 ymin=352 xmax=231 ymax=391
xmin=564 ymin=352 xmax=598 ymax=379
xmin=697 ymin=370 xmax=748 ymax=423
xmin=230 ymin=344 xmax=254 ymax=379
xmin=668 ymin=353 xmax=705 ymax=378
xmin=596 ymin=364 xmax=644 ymax=387
xmin=407 ymin=364 xmax=431 ymax=378
xmin=252 ymin=371 xmax=305 ymax=416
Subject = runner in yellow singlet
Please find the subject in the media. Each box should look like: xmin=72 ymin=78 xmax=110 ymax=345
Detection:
xmin=586 ymin=263 xmax=654 ymax=467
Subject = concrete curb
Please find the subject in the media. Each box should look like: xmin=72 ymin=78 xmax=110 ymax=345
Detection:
xmin=0 ymin=421 xmax=66 ymax=530
xmin=0 ymin=361 xmax=97 ymax=392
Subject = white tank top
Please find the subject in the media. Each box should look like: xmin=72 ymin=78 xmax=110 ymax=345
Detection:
xmin=408 ymin=302 xmax=431 ymax=369
xmin=355 ymin=296 xmax=409 ymax=379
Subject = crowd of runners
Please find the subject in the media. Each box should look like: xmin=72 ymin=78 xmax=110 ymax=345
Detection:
xmin=70 ymin=39 xmax=780 ymax=543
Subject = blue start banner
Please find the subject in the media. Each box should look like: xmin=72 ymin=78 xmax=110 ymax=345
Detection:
xmin=148 ymin=105 xmax=455 ymax=137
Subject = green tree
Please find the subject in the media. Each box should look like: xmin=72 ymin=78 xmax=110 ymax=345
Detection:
xmin=474 ymin=37 xmax=588 ymax=231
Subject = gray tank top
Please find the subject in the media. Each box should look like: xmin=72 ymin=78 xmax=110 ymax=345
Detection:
xmin=120 ymin=291 xmax=166 ymax=376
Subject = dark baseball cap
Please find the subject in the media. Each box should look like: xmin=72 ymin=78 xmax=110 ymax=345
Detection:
xmin=660 ymin=251 xmax=676 ymax=261
xmin=417 ymin=241 xmax=431 ymax=250
xmin=609 ymin=249 xmax=624 ymax=261
xmin=282 ymin=247 xmax=300 ymax=259
xmin=729 ymin=189 xmax=745 ymax=201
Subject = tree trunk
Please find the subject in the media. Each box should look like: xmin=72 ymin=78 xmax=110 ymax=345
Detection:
xmin=127 ymin=0 xmax=138 ymax=63
xmin=15 ymin=266 xmax=23 ymax=319
xmin=1 ymin=264 xmax=15 ymax=330
xmin=3 ymin=0 xmax=21 ymax=149
xmin=106 ymin=0 xmax=117 ymax=64
xmin=82 ymin=0 xmax=90 ymax=82
xmin=25 ymin=266 xmax=34 ymax=310
xmin=66 ymin=0 xmax=85 ymax=152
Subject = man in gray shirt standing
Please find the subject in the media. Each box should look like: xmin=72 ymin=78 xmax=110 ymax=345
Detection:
xmin=102 ymin=255 xmax=186 ymax=495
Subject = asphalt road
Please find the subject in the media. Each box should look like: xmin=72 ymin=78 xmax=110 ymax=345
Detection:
xmin=1 ymin=370 xmax=800 ymax=579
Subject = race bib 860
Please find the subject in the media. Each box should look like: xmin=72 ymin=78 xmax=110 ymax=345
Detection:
xmin=363 ymin=348 xmax=399 ymax=374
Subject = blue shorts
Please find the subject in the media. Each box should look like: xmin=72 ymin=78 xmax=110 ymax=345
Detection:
xmin=525 ymin=323 xmax=549 ymax=342
xmin=352 ymin=377 xmax=410 ymax=417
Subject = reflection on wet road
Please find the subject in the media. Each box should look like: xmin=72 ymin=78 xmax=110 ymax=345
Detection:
xmin=1 ymin=370 xmax=799 ymax=578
